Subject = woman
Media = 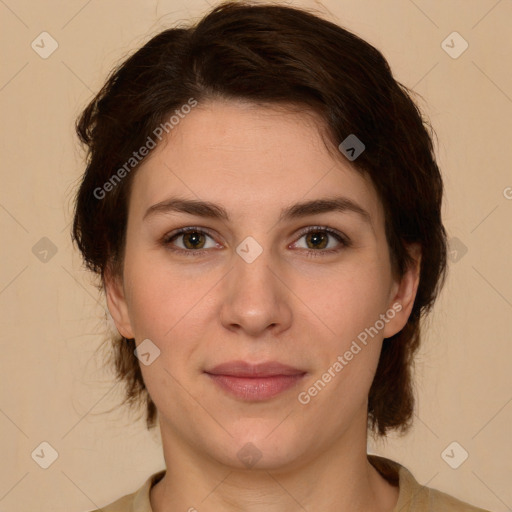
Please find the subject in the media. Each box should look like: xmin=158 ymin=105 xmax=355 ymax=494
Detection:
xmin=72 ymin=2 xmax=492 ymax=511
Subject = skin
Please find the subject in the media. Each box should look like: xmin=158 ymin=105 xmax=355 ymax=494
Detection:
xmin=106 ymin=99 xmax=421 ymax=512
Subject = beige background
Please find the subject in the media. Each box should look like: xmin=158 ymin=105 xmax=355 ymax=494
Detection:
xmin=1 ymin=0 xmax=511 ymax=510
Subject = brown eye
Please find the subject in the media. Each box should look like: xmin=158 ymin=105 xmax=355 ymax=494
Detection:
xmin=293 ymin=227 xmax=350 ymax=256
xmin=162 ymin=225 xmax=350 ymax=258
xmin=304 ymin=231 xmax=329 ymax=249
xmin=181 ymin=231 xmax=207 ymax=249
xmin=163 ymin=227 xmax=218 ymax=255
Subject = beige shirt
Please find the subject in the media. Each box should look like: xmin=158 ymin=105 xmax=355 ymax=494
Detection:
xmin=88 ymin=455 xmax=492 ymax=511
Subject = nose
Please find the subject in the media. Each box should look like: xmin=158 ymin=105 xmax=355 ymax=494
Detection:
xmin=219 ymin=245 xmax=293 ymax=337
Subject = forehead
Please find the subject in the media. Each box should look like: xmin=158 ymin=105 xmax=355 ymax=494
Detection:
xmin=130 ymin=100 xmax=384 ymax=226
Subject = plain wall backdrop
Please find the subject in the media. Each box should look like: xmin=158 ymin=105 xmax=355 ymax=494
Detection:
xmin=0 ymin=0 xmax=511 ymax=510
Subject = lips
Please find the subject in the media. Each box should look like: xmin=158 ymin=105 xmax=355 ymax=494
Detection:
xmin=204 ymin=360 xmax=307 ymax=401
xmin=205 ymin=360 xmax=306 ymax=377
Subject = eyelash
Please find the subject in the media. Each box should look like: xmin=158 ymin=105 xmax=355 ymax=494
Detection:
xmin=161 ymin=225 xmax=351 ymax=258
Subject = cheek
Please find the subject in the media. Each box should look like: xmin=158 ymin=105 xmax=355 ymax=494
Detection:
xmin=313 ymin=261 xmax=391 ymax=338
xmin=300 ymin=267 xmax=389 ymax=409
xmin=122 ymin=249 xmax=177 ymax=338
xmin=122 ymin=248 xmax=219 ymax=344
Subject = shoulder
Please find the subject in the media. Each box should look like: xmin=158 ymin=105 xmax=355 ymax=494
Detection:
xmin=427 ymin=487 xmax=492 ymax=511
xmin=84 ymin=469 xmax=165 ymax=512
xmin=368 ymin=454 xmax=493 ymax=512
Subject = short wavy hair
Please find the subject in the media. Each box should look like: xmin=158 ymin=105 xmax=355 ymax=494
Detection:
xmin=72 ymin=1 xmax=448 ymax=437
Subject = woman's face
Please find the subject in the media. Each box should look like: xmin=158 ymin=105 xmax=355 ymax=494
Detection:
xmin=106 ymin=99 xmax=419 ymax=470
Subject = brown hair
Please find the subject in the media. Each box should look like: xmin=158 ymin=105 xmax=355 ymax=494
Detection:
xmin=72 ymin=1 xmax=448 ymax=437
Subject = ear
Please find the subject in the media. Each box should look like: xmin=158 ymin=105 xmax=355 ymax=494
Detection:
xmin=103 ymin=266 xmax=135 ymax=340
xmin=382 ymin=243 xmax=422 ymax=339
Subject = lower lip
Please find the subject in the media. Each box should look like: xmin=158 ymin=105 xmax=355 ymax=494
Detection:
xmin=206 ymin=373 xmax=306 ymax=401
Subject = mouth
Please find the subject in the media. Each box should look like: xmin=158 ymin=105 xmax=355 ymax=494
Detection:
xmin=204 ymin=360 xmax=307 ymax=401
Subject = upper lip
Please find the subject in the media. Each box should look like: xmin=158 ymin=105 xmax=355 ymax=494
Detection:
xmin=205 ymin=360 xmax=306 ymax=377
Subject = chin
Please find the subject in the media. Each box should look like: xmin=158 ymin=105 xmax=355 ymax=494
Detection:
xmin=206 ymin=426 xmax=306 ymax=471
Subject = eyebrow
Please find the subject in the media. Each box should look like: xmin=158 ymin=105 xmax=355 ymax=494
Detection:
xmin=143 ymin=195 xmax=373 ymax=227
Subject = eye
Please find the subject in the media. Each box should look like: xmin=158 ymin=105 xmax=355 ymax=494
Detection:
xmin=292 ymin=226 xmax=351 ymax=257
xmin=162 ymin=227 xmax=218 ymax=256
xmin=161 ymin=225 xmax=351 ymax=258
